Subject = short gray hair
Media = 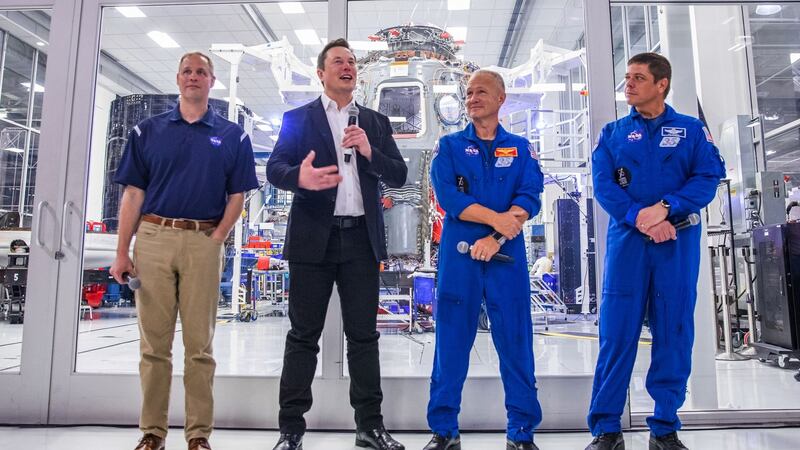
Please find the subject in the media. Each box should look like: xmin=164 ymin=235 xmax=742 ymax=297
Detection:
xmin=470 ymin=69 xmax=506 ymax=94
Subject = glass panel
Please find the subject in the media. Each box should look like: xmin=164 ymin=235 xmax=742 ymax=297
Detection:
xmin=31 ymin=52 xmax=46 ymax=130
xmin=0 ymin=11 xmax=51 ymax=373
xmin=75 ymin=2 xmax=328 ymax=376
xmin=625 ymin=6 xmax=648 ymax=56
xmin=0 ymin=35 xmax=34 ymax=125
xmin=345 ymin=0 xmax=592 ymax=378
xmin=649 ymin=5 xmax=661 ymax=49
xmin=610 ymin=2 xmax=800 ymax=416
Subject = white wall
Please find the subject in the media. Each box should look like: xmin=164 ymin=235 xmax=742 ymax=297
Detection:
xmin=87 ymin=84 xmax=117 ymax=222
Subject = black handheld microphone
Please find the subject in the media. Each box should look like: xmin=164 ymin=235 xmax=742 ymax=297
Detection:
xmin=457 ymin=241 xmax=514 ymax=263
xmin=645 ymin=213 xmax=700 ymax=241
xmin=122 ymin=272 xmax=141 ymax=290
xmin=345 ymin=105 xmax=359 ymax=163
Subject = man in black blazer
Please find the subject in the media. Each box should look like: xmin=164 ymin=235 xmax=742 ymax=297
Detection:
xmin=266 ymin=38 xmax=408 ymax=450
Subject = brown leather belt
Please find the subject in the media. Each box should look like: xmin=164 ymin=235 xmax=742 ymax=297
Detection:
xmin=141 ymin=214 xmax=218 ymax=231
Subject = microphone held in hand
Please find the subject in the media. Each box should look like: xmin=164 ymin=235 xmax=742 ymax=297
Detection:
xmin=645 ymin=213 xmax=701 ymax=241
xmin=122 ymin=272 xmax=141 ymax=290
xmin=457 ymin=241 xmax=514 ymax=263
xmin=345 ymin=106 xmax=359 ymax=163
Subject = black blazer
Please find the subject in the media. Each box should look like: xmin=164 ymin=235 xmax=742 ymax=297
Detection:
xmin=266 ymin=97 xmax=408 ymax=263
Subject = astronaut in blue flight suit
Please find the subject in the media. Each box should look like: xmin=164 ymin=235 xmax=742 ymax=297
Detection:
xmin=585 ymin=54 xmax=725 ymax=450
xmin=425 ymin=70 xmax=544 ymax=450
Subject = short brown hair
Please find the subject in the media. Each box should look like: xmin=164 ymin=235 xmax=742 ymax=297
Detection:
xmin=628 ymin=52 xmax=671 ymax=98
xmin=470 ymin=69 xmax=506 ymax=94
xmin=317 ymin=38 xmax=353 ymax=70
xmin=178 ymin=51 xmax=215 ymax=76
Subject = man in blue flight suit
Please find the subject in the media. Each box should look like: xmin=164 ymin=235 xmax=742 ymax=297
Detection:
xmin=425 ymin=70 xmax=544 ymax=450
xmin=585 ymin=53 xmax=725 ymax=450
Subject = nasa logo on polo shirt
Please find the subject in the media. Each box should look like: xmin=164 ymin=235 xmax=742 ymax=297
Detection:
xmin=627 ymin=130 xmax=643 ymax=142
xmin=209 ymin=136 xmax=223 ymax=147
xmin=464 ymin=144 xmax=480 ymax=157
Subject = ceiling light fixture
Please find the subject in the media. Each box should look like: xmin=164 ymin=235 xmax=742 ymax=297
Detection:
xmin=755 ymin=5 xmax=782 ymax=16
xmin=791 ymin=53 xmax=800 ymax=65
xmin=35 ymin=41 xmax=46 ymax=47
xmin=294 ymin=29 xmax=321 ymax=46
xmin=279 ymin=2 xmax=305 ymax=14
xmin=211 ymin=79 xmax=226 ymax=90
xmin=256 ymin=123 xmax=273 ymax=132
xmin=116 ymin=6 xmax=146 ymax=18
xmin=447 ymin=0 xmax=470 ymax=11
xmin=147 ymin=31 xmax=180 ymax=48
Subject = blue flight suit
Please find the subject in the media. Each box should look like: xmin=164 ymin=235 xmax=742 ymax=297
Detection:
xmin=428 ymin=123 xmax=544 ymax=442
xmin=588 ymin=104 xmax=726 ymax=437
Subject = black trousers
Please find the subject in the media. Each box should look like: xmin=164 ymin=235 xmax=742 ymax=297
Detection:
xmin=278 ymin=221 xmax=383 ymax=434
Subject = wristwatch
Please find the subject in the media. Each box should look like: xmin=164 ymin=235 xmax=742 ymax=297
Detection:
xmin=660 ymin=199 xmax=671 ymax=210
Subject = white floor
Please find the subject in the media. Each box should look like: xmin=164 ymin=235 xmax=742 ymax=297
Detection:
xmin=2 ymin=309 xmax=800 ymax=412
xmin=3 ymin=426 xmax=800 ymax=449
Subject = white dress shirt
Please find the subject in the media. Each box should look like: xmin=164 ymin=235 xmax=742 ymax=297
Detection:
xmin=321 ymin=93 xmax=365 ymax=217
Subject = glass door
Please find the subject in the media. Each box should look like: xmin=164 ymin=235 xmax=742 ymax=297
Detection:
xmin=0 ymin=0 xmax=78 ymax=423
xmin=48 ymin=0 xmax=599 ymax=432
xmin=600 ymin=0 xmax=800 ymax=428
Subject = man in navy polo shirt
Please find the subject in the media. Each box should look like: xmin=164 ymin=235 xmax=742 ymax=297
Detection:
xmin=110 ymin=52 xmax=259 ymax=450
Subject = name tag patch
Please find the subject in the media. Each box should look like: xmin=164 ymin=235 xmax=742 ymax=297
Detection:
xmin=627 ymin=130 xmax=643 ymax=142
xmin=464 ymin=145 xmax=480 ymax=157
xmin=660 ymin=136 xmax=681 ymax=148
xmin=661 ymin=127 xmax=686 ymax=138
xmin=495 ymin=156 xmax=514 ymax=168
xmin=456 ymin=175 xmax=469 ymax=193
xmin=209 ymin=136 xmax=223 ymax=147
xmin=615 ymin=167 xmax=632 ymax=188
xmin=495 ymin=147 xmax=518 ymax=157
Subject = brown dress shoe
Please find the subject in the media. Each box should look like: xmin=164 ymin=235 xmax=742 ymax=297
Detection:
xmin=188 ymin=437 xmax=212 ymax=450
xmin=135 ymin=434 xmax=165 ymax=450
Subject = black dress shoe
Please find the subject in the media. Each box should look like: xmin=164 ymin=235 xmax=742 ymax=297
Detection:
xmin=355 ymin=426 xmax=405 ymax=450
xmin=423 ymin=434 xmax=461 ymax=450
xmin=272 ymin=433 xmax=303 ymax=450
xmin=649 ymin=432 xmax=688 ymax=450
xmin=506 ymin=439 xmax=540 ymax=450
xmin=585 ymin=432 xmax=625 ymax=450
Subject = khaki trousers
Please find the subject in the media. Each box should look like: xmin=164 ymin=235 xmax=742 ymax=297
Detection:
xmin=133 ymin=220 xmax=223 ymax=441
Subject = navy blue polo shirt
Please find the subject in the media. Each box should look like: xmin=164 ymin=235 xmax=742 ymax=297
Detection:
xmin=114 ymin=105 xmax=259 ymax=220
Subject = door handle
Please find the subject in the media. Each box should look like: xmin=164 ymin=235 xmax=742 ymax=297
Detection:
xmin=61 ymin=200 xmax=74 ymax=248
xmin=34 ymin=200 xmax=49 ymax=247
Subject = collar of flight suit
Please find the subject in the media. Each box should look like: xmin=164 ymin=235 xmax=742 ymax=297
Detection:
xmin=461 ymin=121 xmax=514 ymax=147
